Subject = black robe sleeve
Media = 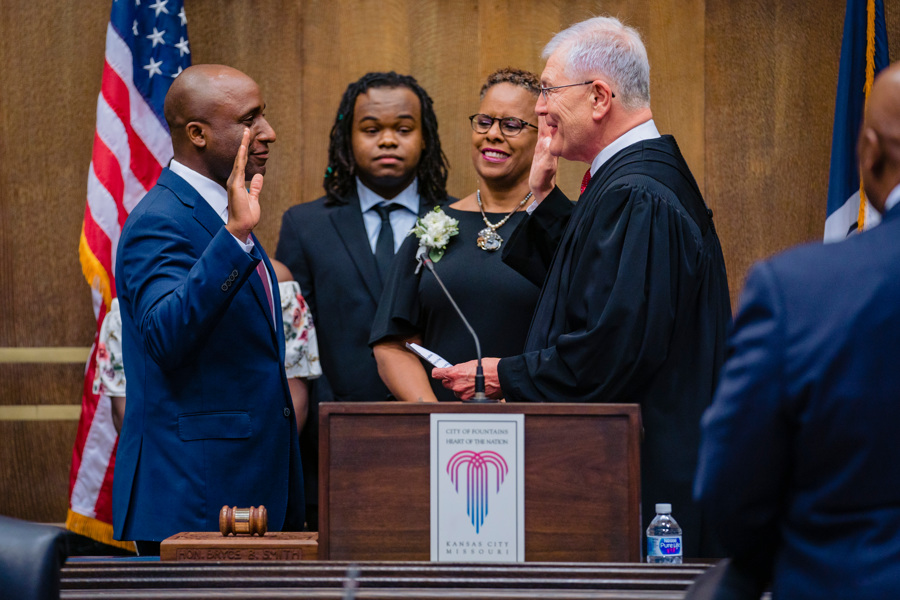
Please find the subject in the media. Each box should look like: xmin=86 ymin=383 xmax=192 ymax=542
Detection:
xmin=369 ymin=234 xmax=422 ymax=345
xmin=498 ymin=183 xmax=706 ymax=404
xmin=501 ymin=186 xmax=575 ymax=287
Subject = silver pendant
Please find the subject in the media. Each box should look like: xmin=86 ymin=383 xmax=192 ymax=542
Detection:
xmin=476 ymin=227 xmax=503 ymax=251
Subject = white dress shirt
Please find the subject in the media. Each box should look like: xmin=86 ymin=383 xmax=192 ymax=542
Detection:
xmin=357 ymin=178 xmax=421 ymax=253
xmin=589 ymin=119 xmax=661 ymax=177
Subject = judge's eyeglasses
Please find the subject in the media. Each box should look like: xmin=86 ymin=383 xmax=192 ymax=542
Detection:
xmin=539 ymin=81 xmax=616 ymax=101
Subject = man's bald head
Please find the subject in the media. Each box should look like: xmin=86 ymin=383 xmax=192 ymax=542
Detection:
xmin=165 ymin=65 xmax=247 ymax=131
xmin=859 ymin=62 xmax=900 ymax=213
xmin=163 ymin=64 xmax=275 ymax=186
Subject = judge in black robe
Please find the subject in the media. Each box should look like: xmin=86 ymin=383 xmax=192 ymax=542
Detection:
xmin=502 ymin=135 xmax=731 ymax=558
xmin=433 ymin=17 xmax=731 ymax=558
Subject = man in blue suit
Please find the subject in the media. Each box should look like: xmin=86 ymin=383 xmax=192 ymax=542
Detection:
xmin=113 ymin=65 xmax=304 ymax=554
xmin=695 ymin=62 xmax=900 ymax=598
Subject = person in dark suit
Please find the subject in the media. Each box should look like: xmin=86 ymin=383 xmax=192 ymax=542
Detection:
xmin=275 ymin=72 xmax=449 ymax=528
xmin=694 ymin=62 xmax=900 ymax=598
xmin=434 ymin=16 xmax=731 ymax=558
xmin=113 ymin=65 xmax=304 ymax=552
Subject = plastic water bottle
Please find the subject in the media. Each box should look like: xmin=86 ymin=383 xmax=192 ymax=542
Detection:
xmin=646 ymin=503 xmax=682 ymax=564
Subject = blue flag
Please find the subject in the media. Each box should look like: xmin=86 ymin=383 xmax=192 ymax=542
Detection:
xmin=824 ymin=0 xmax=889 ymax=241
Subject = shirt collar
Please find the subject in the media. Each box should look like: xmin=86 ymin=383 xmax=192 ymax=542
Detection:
xmin=356 ymin=177 xmax=420 ymax=214
xmin=590 ymin=119 xmax=661 ymax=176
xmin=169 ymin=159 xmax=229 ymax=222
xmin=884 ymin=183 xmax=900 ymax=213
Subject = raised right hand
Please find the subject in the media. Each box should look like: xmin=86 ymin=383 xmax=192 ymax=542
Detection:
xmin=529 ymin=115 xmax=558 ymax=203
xmin=225 ymin=128 xmax=263 ymax=243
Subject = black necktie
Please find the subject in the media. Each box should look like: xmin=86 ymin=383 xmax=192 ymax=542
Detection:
xmin=373 ymin=203 xmax=402 ymax=281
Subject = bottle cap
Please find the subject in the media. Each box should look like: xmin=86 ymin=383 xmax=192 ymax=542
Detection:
xmin=655 ymin=503 xmax=672 ymax=514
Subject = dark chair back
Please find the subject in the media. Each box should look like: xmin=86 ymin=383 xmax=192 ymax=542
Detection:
xmin=0 ymin=515 xmax=68 ymax=600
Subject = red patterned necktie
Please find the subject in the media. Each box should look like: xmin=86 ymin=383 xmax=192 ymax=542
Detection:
xmin=256 ymin=262 xmax=275 ymax=321
xmin=580 ymin=168 xmax=592 ymax=196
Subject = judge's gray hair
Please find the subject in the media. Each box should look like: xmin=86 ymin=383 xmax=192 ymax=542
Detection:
xmin=542 ymin=16 xmax=650 ymax=111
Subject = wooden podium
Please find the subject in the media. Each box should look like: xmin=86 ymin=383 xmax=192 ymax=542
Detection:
xmin=319 ymin=402 xmax=641 ymax=562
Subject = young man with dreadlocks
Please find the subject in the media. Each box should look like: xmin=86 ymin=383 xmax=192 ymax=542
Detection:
xmin=275 ymin=72 xmax=449 ymax=529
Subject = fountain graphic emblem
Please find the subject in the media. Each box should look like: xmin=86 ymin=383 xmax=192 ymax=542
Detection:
xmin=446 ymin=450 xmax=509 ymax=533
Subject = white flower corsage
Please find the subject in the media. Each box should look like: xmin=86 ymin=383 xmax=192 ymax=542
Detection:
xmin=409 ymin=206 xmax=459 ymax=265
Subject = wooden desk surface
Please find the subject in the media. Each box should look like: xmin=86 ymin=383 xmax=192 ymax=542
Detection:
xmin=62 ymin=559 xmax=713 ymax=599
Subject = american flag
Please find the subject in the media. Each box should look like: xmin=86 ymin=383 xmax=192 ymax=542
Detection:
xmin=69 ymin=0 xmax=190 ymax=549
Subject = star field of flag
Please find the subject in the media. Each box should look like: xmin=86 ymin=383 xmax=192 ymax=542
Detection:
xmin=112 ymin=0 xmax=191 ymax=125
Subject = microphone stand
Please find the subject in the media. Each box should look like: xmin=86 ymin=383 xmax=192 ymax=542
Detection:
xmin=418 ymin=248 xmax=496 ymax=403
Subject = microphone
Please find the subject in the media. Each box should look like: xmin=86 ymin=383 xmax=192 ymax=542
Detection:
xmin=416 ymin=246 xmax=495 ymax=403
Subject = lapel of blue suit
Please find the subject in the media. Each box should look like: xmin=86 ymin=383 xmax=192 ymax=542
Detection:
xmin=162 ymin=169 xmax=281 ymax=339
xmin=158 ymin=167 xmax=225 ymax=239
xmin=330 ymin=191 xmax=384 ymax=303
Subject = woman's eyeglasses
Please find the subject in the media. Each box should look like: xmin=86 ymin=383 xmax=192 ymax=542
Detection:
xmin=469 ymin=114 xmax=538 ymax=137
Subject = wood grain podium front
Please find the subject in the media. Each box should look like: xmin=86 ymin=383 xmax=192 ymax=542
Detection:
xmin=319 ymin=402 xmax=641 ymax=562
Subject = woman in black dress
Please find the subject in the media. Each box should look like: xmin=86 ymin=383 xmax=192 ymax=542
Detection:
xmin=370 ymin=68 xmax=542 ymax=402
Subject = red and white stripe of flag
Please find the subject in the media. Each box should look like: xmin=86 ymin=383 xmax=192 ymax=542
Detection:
xmin=69 ymin=21 xmax=172 ymax=549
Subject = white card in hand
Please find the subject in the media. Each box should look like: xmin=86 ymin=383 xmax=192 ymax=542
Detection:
xmin=405 ymin=342 xmax=452 ymax=369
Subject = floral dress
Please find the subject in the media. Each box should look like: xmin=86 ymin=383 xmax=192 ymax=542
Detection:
xmin=94 ymin=282 xmax=321 ymax=394
xmin=279 ymin=280 xmax=321 ymax=379
xmin=93 ymin=298 xmax=127 ymax=397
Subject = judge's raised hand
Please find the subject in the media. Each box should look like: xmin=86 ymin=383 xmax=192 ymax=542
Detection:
xmin=432 ymin=358 xmax=503 ymax=400
xmin=225 ymin=128 xmax=263 ymax=243
xmin=529 ymin=115 xmax=558 ymax=204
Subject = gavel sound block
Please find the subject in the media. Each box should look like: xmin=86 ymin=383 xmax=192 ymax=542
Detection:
xmin=160 ymin=506 xmax=318 ymax=561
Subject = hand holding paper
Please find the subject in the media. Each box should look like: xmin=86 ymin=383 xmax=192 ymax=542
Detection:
xmin=433 ymin=358 xmax=503 ymax=400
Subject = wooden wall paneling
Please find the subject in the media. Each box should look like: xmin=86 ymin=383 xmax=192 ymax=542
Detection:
xmin=638 ymin=0 xmax=707 ymax=195
xmin=421 ymin=0 xmax=486 ymax=200
xmin=706 ymin=0 xmax=849 ymax=305
xmin=0 ymin=2 xmax=108 ymax=347
xmin=0 ymin=421 xmax=77 ymax=521
xmin=295 ymin=0 xmax=342 ymax=218
xmin=706 ymin=0 xmax=780 ymax=306
xmin=0 ymin=364 xmax=84 ymax=405
xmin=891 ymin=7 xmax=900 ymax=62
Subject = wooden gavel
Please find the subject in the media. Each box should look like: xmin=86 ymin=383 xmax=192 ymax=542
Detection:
xmin=219 ymin=505 xmax=267 ymax=536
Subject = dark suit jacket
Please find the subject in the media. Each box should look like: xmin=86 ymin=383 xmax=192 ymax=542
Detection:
xmin=113 ymin=168 xmax=304 ymax=542
xmin=695 ymin=204 xmax=900 ymax=598
xmin=276 ymin=191 xmax=434 ymax=403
